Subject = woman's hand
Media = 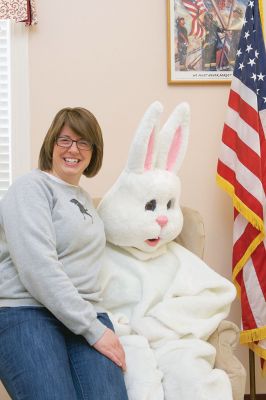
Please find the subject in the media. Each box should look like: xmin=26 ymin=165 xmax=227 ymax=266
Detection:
xmin=93 ymin=328 xmax=126 ymax=371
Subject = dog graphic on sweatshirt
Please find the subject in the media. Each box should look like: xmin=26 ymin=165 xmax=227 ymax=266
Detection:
xmin=70 ymin=199 xmax=93 ymax=222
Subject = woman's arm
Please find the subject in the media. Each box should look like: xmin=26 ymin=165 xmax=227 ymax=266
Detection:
xmin=1 ymin=174 xmax=106 ymax=345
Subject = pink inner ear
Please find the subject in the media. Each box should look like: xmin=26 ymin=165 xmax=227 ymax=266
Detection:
xmin=144 ymin=128 xmax=155 ymax=171
xmin=166 ymin=126 xmax=182 ymax=171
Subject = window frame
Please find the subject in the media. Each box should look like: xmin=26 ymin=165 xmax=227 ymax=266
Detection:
xmin=9 ymin=21 xmax=31 ymax=182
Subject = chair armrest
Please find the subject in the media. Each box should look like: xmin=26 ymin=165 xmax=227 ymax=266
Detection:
xmin=0 ymin=382 xmax=10 ymax=400
xmin=174 ymin=206 xmax=205 ymax=259
xmin=208 ymin=320 xmax=246 ymax=400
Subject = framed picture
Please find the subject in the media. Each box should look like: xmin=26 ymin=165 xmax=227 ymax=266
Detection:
xmin=167 ymin=0 xmax=248 ymax=84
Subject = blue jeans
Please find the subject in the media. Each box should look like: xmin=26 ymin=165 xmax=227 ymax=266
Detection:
xmin=0 ymin=307 xmax=128 ymax=400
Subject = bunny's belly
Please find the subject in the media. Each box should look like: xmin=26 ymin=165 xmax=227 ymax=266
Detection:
xmin=100 ymin=244 xmax=179 ymax=322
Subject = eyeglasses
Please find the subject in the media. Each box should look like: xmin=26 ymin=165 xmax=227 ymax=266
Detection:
xmin=56 ymin=136 xmax=93 ymax=151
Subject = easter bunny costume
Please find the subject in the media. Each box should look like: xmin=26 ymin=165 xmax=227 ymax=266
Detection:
xmin=98 ymin=102 xmax=236 ymax=400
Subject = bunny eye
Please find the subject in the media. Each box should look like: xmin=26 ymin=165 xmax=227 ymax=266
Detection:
xmin=145 ymin=199 xmax=157 ymax=211
xmin=166 ymin=200 xmax=174 ymax=210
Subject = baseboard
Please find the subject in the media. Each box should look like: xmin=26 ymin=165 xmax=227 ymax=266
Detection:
xmin=244 ymin=395 xmax=266 ymax=399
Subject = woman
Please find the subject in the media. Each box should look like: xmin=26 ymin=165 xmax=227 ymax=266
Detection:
xmin=0 ymin=107 xmax=128 ymax=399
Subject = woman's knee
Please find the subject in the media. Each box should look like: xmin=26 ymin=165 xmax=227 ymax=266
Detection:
xmin=0 ymin=307 xmax=77 ymax=400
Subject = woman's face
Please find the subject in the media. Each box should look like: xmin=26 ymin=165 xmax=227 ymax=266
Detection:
xmin=51 ymin=124 xmax=93 ymax=185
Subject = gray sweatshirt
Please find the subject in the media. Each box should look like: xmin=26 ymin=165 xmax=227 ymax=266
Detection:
xmin=0 ymin=169 xmax=107 ymax=345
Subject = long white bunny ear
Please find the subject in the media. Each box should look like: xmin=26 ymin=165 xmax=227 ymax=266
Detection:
xmin=156 ymin=102 xmax=190 ymax=174
xmin=126 ymin=101 xmax=163 ymax=173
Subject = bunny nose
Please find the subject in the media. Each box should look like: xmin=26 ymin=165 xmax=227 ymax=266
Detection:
xmin=156 ymin=216 xmax=168 ymax=227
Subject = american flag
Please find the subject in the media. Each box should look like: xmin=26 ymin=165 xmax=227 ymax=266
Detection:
xmin=181 ymin=0 xmax=207 ymax=38
xmin=217 ymin=0 xmax=266 ymax=369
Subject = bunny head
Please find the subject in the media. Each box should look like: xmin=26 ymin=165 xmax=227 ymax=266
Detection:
xmin=98 ymin=101 xmax=190 ymax=258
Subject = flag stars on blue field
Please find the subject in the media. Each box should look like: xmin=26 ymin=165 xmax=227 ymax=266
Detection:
xmin=248 ymin=58 xmax=256 ymax=66
xmin=257 ymin=73 xmax=265 ymax=81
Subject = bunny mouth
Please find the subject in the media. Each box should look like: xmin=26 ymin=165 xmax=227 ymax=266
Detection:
xmin=145 ymin=238 xmax=160 ymax=247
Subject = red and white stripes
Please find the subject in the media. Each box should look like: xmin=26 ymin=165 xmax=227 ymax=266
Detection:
xmin=217 ymin=75 xmax=266 ymax=362
xmin=181 ymin=0 xmax=207 ymax=38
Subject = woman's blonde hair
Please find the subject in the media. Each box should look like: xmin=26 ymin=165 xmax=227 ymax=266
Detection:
xmin=38 ymin=107 xmax=103 ymax=177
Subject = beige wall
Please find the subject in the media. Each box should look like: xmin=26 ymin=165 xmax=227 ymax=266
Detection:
xmin=4 ymin=0 xmax=259 ymax=396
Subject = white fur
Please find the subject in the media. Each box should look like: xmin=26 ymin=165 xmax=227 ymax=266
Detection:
xmin=98 ymin=102 xmax=236 ymax=399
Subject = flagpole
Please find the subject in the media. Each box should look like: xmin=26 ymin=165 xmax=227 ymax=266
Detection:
xmin=249 ymin=349 xmax=256 ymax=400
